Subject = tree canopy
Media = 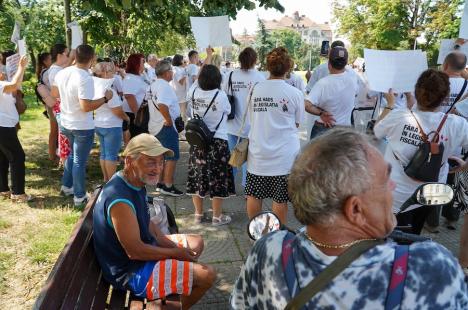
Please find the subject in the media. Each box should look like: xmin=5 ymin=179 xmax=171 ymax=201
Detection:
xmin=332 ymin=0 xmax=464 ymax=65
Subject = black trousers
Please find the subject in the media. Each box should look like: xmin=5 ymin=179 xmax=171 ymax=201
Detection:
xmin=0 ymin=126 xmax=25 ymax=195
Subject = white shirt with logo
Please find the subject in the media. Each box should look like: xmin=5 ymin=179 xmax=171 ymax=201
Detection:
xmin=247 ymin=80 xmax=304 ymax=176
xmin=171 ymin=66 xmax=187 ymax=103
xmin=374 ymin=108 xmax=468 ymax=212
xmin=285 ymin=72 xmax=306 ymax=93
xmin=148 ymin=79 xmax=181 ymax=136
xmin=188 ymin=87 xmax=231 ymax=140
xmin=55 ymin=66 xmax=95 ymax=130
xmin=186 ymin=64 xmax=199 ymax=91
xmin=307 ymin=71 xmax=359 ymax=126
xmin=222 ymin=69 xmax=266 ymax=138
xmin=94 ymin=89 xmax=124 ymax=128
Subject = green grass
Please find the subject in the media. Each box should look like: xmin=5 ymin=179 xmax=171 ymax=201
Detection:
xmin=0 ymin=101 xmax=103 ymax=308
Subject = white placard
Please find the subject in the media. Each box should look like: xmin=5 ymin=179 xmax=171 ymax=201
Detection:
xmin=190 ymin=16 xmax=232 ymax=48
xmin=364 ymin=49 xmax=428 ymax=93
xmin=5 ymin=53 xmax=20 ymax=81
xmin=10 ymin=22 xmax=20 ymax=44
xmin=437 ymin=39 xmax=468 ymax=64
xmin=18 ymin=39 xmax=27 ymax=57
xmin=67 ymin=21 xmax=83 ymax=49
xmin=460 ymin=2 xmax=468 ymax=39
xmin=92 ymin=77 xmax=114 ymax=100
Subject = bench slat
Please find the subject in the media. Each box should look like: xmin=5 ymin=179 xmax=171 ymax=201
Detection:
xmin=109 ymin=288 xmax=127 ymax=310
xmin=75 ymin=254 xmax=103 ymax=310
xmin=90 ymin=274 xmax=111 ymax=310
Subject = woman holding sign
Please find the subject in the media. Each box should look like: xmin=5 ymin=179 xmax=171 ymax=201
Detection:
xmin=0 ymin=56 xmax=33 ymax=203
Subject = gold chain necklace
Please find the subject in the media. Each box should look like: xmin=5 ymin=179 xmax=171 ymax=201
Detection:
xmin=304 ymin=232 xmax=376 ymax=249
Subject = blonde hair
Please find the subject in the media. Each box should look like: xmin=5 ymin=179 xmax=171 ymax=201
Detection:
xmin=93 ymin=62 xmax=115 ymax=76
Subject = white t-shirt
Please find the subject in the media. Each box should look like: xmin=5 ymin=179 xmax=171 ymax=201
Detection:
xmin=147 ymin=79 xmax=181 ymax=136
xmin=171 ymin=66 xmax=187 ymax=103
xmin=55 ymin=66 xmax=95 ymax=130
xmin=0 ymin=82 xmax=19 ymax=127
xmin=188 ymin=88 xmax=231 ymax=140
xmin=144 ymin=63 xmax=156 ymax=82
xmin=122 ymin=74 xmax=148 ymax=113
xmin=94 ymin=89 xmax=123 ymax=128
xmin=308 ymin=71 xmax=359 ymax=126
xmin=113 ymin=74 xmax=123 ymax=94
xmin=441 ymin=77 xmax=468 ymax=113
xmin=186 ymin=64 xmax=199 ymax=90
xmin=374 ymin=108 xmax=468 ymax=213
xmin=44 ymin=64 xmax=64 ymax=88
xmin=222 ymin=69 xmax=266 ymax=138
xmin=285 ymin=72 xmax=306 ymax=93
xmin=247 ymin=80 xmax=304 ymax=176
xmin=305 ymin=62 xmax=357 ymax=93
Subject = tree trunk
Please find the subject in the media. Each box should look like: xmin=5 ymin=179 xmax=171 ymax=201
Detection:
xmin=28 ymin=47 xmax=36 ymax=75
xmin=64 ymin=0 xmax=71 ymax=48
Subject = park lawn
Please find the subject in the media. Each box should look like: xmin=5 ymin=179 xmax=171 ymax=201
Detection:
xmin=0 ymin=103 xmax=103 ymax=308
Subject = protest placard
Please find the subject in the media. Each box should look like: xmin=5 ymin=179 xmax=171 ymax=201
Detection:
xmin=5 ymin=53 xmax=20 ymax=81
xmin=10 ymin=22 xmax=20 ymax=44
xmin=92 ymin=77 xmax=114 ymax=100
xmin=460 ymin=1 xmax=468 ymax=39
xmin=67 ymin=21 xmax=83 ymax=49
xmin=18 ymin=39 xmax=27 ymax=57
xmin=364 ymin=49 xmax=428 ymax=93
xmin=190 ymin=16 xmax=232 ymax=48
xmin=437 ymin=39 xmax=468 ymax=64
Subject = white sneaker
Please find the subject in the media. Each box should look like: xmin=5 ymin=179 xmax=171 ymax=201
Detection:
xmin=60 ymin=185 xmax=74 ymax=197
xmin=73 ymin=194 xmax=90 ymax=207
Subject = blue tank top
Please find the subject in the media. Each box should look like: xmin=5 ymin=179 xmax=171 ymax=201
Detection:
xmin=93 ymin=171 xmax=155 ymax=290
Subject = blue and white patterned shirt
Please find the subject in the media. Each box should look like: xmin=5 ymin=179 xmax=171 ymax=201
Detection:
xmin=231 ymin=231 xmax=468 ymax=309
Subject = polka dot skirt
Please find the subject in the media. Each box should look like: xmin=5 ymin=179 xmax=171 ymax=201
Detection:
xmin=245 ymin=172 xmax=290 ymax=203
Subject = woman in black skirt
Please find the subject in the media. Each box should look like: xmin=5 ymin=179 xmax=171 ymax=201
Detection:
xmin=186 ymin=64 xmax=235 ymax=226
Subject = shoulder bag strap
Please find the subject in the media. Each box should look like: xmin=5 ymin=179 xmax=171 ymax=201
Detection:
xmin=285 ymin=239 xmax=384 ymax=310
xmin=451 ymin=79 xmax=468 ymax=109
xmin=282 ymin=233 xmax=300 ymax=299
xmin=384 ymin=245 xmax=409 ymax=310
xmin=409 ymin=111 xmax=429 ymax=142
xmin=234 ymin=82 xmax=259 ymax=144
xmin=191 ymin=87 xmax=197 ymax=118
xmin=202 ymin=91 xmax=219 ymax=118
xmin=149 ymin=85 xmax=159 ymax=111
xmin=228 ymin=71 xmax=234 ymax=95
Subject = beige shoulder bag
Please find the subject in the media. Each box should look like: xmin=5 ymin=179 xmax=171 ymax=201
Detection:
xmin=228 ymin=83 xmax=258 ymax=167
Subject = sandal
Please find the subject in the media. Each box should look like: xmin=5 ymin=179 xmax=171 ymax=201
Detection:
xmin=194 ymin=213 xmax=203 ymax=224
xmin=11 ymin=194 xmax=34 ymax=203
xmin=212 ymin=214 xmax=231 ymax=226
xmin=0 ymin=191 xmax=10 ymax=200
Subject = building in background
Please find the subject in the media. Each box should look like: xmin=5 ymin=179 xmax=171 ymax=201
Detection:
xmin=262 ymin=11 xmax=332 ymax=47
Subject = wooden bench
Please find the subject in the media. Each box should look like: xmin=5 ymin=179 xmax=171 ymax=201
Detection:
xmin=34 ymin=189 xmax=180 ymax=309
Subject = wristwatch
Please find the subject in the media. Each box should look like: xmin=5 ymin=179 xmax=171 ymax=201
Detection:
xmin=104 ymin=96 xmax=109 ymax=103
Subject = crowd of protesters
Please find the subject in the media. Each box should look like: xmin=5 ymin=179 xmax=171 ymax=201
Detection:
xmin=1 ymin=38 xmax=467 ymax=308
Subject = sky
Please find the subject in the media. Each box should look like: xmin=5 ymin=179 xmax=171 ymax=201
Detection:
xmin=230 ymin=0 xmax=334 ymax=35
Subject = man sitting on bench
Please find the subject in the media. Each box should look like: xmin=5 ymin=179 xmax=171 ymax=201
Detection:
xmin=93 ymin=133 xmax=216 ymax=309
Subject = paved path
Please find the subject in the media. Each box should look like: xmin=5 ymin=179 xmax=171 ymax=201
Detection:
xmin=149 ymin=142 xmax=463 ymax=309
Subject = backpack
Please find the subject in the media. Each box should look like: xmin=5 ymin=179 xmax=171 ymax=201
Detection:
xmin=185 ymin=88 xmax=223 ymax=149
xmin=35 ymin=68 xmax=51 ymax=106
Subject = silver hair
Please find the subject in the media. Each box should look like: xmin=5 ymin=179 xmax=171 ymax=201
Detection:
xmin=288 ymin=128 xmax=373 ymax=226
xmin=147 ymin=54 xmax=158 ymax=61
xmin=155 ymin=60 xmax=172 ymax=76
xmin=93 ymin=62 xmax=115 ymax=76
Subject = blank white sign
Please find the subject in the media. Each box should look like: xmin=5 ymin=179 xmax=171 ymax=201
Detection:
xmin=190 ymin=16 xmax=232 ymax=48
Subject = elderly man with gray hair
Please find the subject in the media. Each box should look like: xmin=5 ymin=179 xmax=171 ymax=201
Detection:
xmin=147 ymin=60 xmax=183 ymax=196
xmin=231 ymin=128 xmax=468 ymax=309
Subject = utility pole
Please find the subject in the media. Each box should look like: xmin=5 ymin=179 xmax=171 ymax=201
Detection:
xmin=64 ymin=0 xmax=72 ymax=48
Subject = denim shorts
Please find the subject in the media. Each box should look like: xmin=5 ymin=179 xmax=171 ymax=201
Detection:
xmin=95 ymin=127 xmax=123 ymax=161
xmin=155 ymin=125 xmax=180 ymax=161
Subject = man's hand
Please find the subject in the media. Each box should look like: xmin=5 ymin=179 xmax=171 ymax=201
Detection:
xmin=320 ymin=111 xmax=335 ymax=127
xmin=174 ymin=247 xmax=198 ymax=262
xmin=104 ymin=89 xmax=113 ymax=101
xmin=383 ymin=88 xmax=396 ymax=108
xmin=19 ymin=56 xmax=28 ymax=69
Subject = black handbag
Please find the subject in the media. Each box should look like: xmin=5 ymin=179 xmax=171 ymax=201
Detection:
xmin=403 ymin=112 xmax=446 ymax=182
xmin=174 ymin=116 xmax=185 ymax=133
xmin=226 ymin=71 xmax=236 ymax=120
xmin=185 ymin=88 xmax=223 ymax=149
xmin=134 ymin=101 xmax=149 ymax=132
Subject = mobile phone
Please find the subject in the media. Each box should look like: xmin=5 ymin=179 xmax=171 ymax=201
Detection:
xmin=320 ymin=40 xmax=330 ymax=56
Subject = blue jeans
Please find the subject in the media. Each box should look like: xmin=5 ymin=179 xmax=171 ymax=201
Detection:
xmin=95 ymin=127 xmax=122 ymax=161
xmin=155 ymin=125 xmax=180 ymax=161
xmin=61 ymin=127 xmax=95 ymax=198
xmin=227 ymin=134 xmax=247 ymax=188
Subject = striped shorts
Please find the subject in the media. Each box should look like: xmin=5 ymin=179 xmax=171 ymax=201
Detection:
xmin=128 ymin=234 xmax=194 ymax=300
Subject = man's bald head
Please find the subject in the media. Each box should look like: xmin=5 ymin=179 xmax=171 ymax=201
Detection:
xmin=443 ymin=51 xmax=467 ymax=73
